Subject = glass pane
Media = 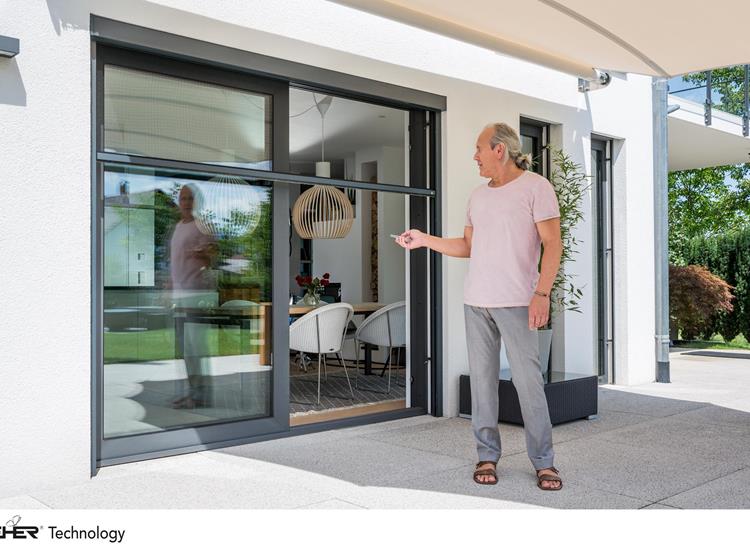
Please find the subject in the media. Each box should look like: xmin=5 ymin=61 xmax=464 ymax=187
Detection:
xmin=289 ymin=184 xmax=409 ymax=418
xmin=289 ymin=87 xmax=408 ymax=186
xmin=104 ymin=65 xmax=272 ymax=168
xmin=102 ymin=165 xmax=273 ymax=438
xmin=521 ymin=134 xmax=542 ymax=175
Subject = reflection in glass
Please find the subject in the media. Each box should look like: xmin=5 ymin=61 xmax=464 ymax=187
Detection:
xmin=104 ymin=65 xmax=272 ymax=168
xmin=103 ymin=166 xmax=273 ymax=438
xmin=289 ymin=87 xmax=408 ymax=186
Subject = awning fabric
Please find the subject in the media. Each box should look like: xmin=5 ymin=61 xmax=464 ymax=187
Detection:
xmin=332 ymin=0 xmax=750 ymax=79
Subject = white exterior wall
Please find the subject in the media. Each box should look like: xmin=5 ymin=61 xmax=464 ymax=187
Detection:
xmin=0 ymin=0 xmax=655 ymax=496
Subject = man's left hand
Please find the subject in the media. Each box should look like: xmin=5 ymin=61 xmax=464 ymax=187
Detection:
xmin=528 ymin=294 xmax=550 ymax=329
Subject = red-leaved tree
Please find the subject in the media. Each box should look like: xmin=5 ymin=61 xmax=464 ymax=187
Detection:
xmin=669 ymin=264 xmax=734 ymax=341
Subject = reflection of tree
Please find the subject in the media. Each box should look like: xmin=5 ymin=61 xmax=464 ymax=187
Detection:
xmin=216 ymin=189 xmax=273 ymax=301
xmin=154 ymin=186 xmax=180 ymax=287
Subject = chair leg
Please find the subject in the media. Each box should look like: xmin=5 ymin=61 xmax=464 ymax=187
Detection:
xmin=354 ymin=339 xmax=360 ymax=389
xmin=338 ymin=352 xmax=355 ymax=399
xmin=323 ymin=354 xmax=328 ymax=381
xmin=379 ymin=349 xmax=392 ymax=378
xmin=387 ymin=346 xmax=392 ymax=393
xmin=317 ymin=353 xmax=322 ymax=405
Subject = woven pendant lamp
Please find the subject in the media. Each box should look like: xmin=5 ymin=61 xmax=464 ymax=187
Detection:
xmin=291 ymin=93 xmax=354 ymax=239
xmin=292 ymin=185 xmax=354 ymax=239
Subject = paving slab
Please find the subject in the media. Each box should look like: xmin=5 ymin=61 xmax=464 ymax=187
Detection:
xmin=590 ymin=414 xmax=750 ymax=467
xmin=639 ymin=503 xmax=683 ymax=510
xmin=29 ymin=453 xmax=330 ymax=509
xmin=359 ymin=417 xmax=528 ymax=461
xmin=218 ymin=433 xmax=470 ymax=486
xmin=0 ymin=495 xmax=51 ymax=509
xmin=597 ymin=387 xmax=707 ymax=417
xmin=387 ymin=455 xmax=650 ymax=509
xmin=660 ymin=466 xmax=750 ymax=509
xmin=543 ymin=434 xmax=745 ymax=503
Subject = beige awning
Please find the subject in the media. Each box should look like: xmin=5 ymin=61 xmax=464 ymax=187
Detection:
xmin=332 ymin=0 xmax=750 ymax=79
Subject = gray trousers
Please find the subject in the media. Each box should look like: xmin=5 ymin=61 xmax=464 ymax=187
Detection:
xmin=464 ymin=304 xmax=554 ymax=470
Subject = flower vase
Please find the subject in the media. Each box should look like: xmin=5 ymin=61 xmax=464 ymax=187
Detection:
xmin=303 ymin=291 xmax=321 ymax=307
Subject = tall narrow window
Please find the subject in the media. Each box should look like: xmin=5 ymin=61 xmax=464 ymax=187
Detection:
xmin=520 ymin=118 xmax=550 ymax=177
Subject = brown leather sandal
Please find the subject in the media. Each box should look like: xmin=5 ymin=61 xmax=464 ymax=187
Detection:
xmin=536 ymin=466 xmax=562 ymax=491
xmin=473 ymin=461 xmax=498 ymax=485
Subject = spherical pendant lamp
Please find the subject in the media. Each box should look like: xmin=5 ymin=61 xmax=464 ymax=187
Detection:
xmin=292 ymin=185 xmax=354 ymax=239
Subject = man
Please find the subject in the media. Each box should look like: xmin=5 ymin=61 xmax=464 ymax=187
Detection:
xmin=395 ymin=123 xmax=563 ymax=490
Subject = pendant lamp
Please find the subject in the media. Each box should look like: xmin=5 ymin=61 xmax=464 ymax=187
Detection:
xmin=292 ymin=94 xmax=354 ymax=239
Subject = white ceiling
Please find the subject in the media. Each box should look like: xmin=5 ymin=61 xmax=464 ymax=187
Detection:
xmin=289 ymin=87 xmax=406 ymax=161
xmin=668 ymin=96 xmax=750 ymax=170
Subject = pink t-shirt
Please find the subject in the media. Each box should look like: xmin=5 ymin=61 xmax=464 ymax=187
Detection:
xmin=464 ymin=171 xmax=560 ymax=307
xmin=169 ymin=219 xmax=216 ymax=290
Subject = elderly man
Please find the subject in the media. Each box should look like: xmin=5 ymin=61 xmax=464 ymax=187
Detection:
xmin=395 ymin=122 xmax=563 ymax=490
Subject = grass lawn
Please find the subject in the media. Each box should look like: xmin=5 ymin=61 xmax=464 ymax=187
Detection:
xmin=104 ymin=327 xmax=261 ymax=363
xmin=674 ymin=333 xmax=750 ymax=351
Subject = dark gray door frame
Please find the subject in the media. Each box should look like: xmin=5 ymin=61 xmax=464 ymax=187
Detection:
xmin=591 ymin=137 xmax=614 ymax=384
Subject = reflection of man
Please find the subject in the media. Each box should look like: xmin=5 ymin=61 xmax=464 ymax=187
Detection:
xmin=396 ymin=123 xmax=563 ymax=490
xmin=168 ymin=184 xmax=218 ymax=409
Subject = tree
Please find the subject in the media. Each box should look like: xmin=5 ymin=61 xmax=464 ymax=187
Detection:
xmin=668 ymin=164 xmax=750 ymax=264
xmin=669 ymin=264 xmax=734 ymax=340
xmin=669 ymin=67 xmax=750 ymax=265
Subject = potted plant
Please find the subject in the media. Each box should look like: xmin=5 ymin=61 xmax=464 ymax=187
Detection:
xmin=501 ymin=146 xmax=589 ymax=375
xmin=295 ymin=272 xmax=331 ymax=307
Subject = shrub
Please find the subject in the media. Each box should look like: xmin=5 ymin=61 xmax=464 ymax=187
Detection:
xmin=669 ymin=264 xmax=734 ymax=340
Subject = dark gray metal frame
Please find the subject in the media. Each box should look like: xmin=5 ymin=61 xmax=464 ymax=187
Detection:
xmin=90 ymin=15 xmax=445 ymax=112
xmin=90 ymin=17 xmax=445 ymax=472
xmin=592 ymin=137 xmax=614 ymax=384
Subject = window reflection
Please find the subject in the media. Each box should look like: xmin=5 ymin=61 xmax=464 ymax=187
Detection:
xmin=103 ymin=166 xmax=273 ymax=438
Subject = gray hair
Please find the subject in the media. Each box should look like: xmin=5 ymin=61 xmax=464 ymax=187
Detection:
xmin=484 ymin=123 xmax=533 ymax=170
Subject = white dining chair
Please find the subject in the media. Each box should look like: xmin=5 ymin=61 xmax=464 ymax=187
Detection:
xmin=354 ymin=301 xmax=406 ymax=394
xmin=289 ymin=302 xmax=354 ymax=405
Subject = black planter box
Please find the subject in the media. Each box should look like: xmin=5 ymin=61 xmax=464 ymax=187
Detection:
xmin=459 ymin=369 xmax=598 ymax=426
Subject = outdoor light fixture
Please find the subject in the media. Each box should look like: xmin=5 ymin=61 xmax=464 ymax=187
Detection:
xmin=578 ymin=69 xmax=611 ymax=93
xmin=0 ymin=36 xmax=19 ymax=58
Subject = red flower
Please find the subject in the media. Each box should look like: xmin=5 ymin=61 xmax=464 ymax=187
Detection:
xmin=321 ymin=279 xmax=330 ymax=286
xmin=323 ymin=272 xmax=330 ymax=279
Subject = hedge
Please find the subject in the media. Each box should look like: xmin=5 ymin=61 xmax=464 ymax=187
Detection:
xmin=680 ymin=227 xmax=750 ymax=342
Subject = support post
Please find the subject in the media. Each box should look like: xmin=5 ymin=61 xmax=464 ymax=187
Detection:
xmin=653 ymin=77 xmax=671 ymax=383
xmin=743 ymin=65 xmax=749 ymax=137
xmin=704 ymin=70 xmax=713 ymax=126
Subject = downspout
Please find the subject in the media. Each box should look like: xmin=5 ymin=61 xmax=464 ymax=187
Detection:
xmin=653 ymin=77 xmax=671 ymax=383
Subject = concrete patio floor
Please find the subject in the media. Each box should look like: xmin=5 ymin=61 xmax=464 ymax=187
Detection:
xmin=2 ymin=349 xmax=749 ymax=510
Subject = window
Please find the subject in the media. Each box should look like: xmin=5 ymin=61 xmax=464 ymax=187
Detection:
xmin=519 ymin=117 xmax=550 ymax=177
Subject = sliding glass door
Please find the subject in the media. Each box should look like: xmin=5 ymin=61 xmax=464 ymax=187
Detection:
xmin=94 ymin=43 xmax=439 ymax=466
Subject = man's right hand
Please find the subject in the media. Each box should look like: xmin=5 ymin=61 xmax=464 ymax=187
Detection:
xmin=395 ymin=229 xmax=428 ymax=250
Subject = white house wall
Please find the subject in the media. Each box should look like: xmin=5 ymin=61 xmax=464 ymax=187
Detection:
xmin=0 ymin=0 xmax=655 ymax=496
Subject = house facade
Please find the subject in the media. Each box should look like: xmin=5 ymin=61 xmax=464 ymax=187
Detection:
xmin=1 ymin=0 xmax=660 ymax=497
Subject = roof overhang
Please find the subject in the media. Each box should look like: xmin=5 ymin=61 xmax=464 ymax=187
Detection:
xmin=331 ymin=0 xmax=750 ymax=78
xmin=668 ymin=96 xmax=750 ymax=170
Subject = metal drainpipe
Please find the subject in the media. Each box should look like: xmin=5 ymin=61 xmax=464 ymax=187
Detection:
xmin=653 ymin=77 xmax=671 ymax=383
